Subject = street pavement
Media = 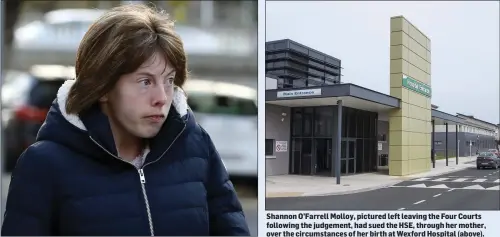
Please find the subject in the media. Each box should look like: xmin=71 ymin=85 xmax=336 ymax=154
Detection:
xmin=266 ymin=166 xmax=500 ymax=211
xmin=1 ymin=174 xmax=258 ymax=236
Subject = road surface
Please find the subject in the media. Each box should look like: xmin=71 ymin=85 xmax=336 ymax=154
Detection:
xmin=266 ymin=167 xmax=500 ymax=211
xmin=1 ymin=174 xmax=258 ymax=236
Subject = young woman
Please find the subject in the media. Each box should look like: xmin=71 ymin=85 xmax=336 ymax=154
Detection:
xmin=2 ymin=4 xmax=250 ymax=236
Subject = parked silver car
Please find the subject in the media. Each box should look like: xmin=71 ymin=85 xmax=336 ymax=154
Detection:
xmin=184 ymin=79 xmax=257 ymax=178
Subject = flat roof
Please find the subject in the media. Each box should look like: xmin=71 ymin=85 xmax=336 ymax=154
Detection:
xmin=266 ymin=83 xmax=496 ymax=130
xmin=266 ymin=83 xmax=400 ymax=108
xmin=456 ymin=113 xmax=497 ymax=127
xmin=432 ymin=109 xmax=464 ymax=125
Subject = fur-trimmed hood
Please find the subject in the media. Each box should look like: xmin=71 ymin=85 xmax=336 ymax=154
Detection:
xmin=56 ymin=79 xmax=189 ymax=131
xmin=36 ymin=79 xmax=195 ymax=161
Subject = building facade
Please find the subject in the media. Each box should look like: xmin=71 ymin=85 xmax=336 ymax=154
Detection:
xmin=433 ymin=113 xmax=499 ymax=157
xmin=266 ymin=39 xmax=342 ymax=88
xmin=265 ymin=16 xmax=498 ymax=179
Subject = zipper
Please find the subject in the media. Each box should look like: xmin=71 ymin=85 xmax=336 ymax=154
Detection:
xmin=137 ymin=168 xmax=154 ymax=236
xmin=89 ymin=123 xmax=186 ymax=236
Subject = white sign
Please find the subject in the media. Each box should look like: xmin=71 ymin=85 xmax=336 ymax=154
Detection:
xmin=275 ymin=141 xmax=288 ymax=152
xmin=378 ymin=142 xmax=383 ymax=151
xmin=277 ymin=88 xmax=321 ymax=98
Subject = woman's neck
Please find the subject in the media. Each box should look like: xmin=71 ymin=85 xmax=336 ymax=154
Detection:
xmin=101 ymin=106 xmax=144 ymax=162
xmin=113 ymin=129 xmax=144 ymax=162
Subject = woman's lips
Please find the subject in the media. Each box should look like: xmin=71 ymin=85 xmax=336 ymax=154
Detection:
xmin=145 ymin=115 xmax=164 ymax=123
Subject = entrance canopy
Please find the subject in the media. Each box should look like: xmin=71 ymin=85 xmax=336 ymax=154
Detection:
xmin=265 ymin=83 xmax=400 ymax=112
xmin=431 ymin=109 xmax=464 ymax=126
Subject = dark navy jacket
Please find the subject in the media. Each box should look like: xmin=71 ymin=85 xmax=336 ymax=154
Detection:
xmin=1 ymin=82 xmax=250 ymax=236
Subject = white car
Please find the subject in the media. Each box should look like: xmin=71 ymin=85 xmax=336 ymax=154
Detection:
xmin=184 ymin=79 xmax=257 ymax=178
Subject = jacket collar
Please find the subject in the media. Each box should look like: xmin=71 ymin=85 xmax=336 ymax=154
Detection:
xmin=45 ymin=79 xmax=192 ymax=164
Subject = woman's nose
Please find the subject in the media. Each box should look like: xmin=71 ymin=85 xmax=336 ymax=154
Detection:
xmin=151 ymin=86 xmax=167 ymax=108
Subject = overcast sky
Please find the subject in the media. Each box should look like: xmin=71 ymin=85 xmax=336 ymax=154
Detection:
xmin=266 ymin=1 xmax=499 ymax=125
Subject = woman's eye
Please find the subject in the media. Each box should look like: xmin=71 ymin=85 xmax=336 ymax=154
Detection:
xmin=165 ymin=78 xmax=174 ymax=86
xmin=139 ymin=78 xmax=152 ymax=86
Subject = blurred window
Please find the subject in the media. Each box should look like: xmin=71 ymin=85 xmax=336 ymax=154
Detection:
xmin=187 ymin=93 xmax=257 ymax=116
xmin=265 ymin=139 xmax=274 ymax=156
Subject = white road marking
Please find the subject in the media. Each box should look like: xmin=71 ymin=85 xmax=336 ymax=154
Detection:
xmin=434 ymin=178 xmax=448 ymax=181
xmin=471 ymin=179 xmax=487 ymax=182
xmin=413 ymin=177 xmax=431 ymax=181
xmin=486 ymin=186 xmax=500 ymax=190
xmin=462 ymin=185 xmax=485 ymax=190
xmin=413 ymin=200 xmax=426 ymax=205
xmin=407 ymin=183 xmax=427 ymax=188
xmin=433 ymin=194 xmax=442 ymax=197
xmin=493 ymin=179 xmax=499 ymax=183
xmin=447 ymin=188 xmax=455 ymax=192
xmin=427 ymin=184 xmax=449 ymax=189
xmin=398 ymin=208 xmax=406 ymax=210
xmin=451 ymin=178 xmax=468 ymax=182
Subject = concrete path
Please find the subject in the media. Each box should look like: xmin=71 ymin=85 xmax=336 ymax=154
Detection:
xmin=266 ymin=167 xmax=500 ymax=211
xmin=266 ymin=156 xmax=477 ymax=198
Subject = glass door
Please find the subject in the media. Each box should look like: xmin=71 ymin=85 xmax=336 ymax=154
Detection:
xmin=341 ymin=138 xmax=357 ymax=175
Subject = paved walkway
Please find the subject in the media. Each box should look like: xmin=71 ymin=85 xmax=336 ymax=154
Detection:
xmin=266 ymin=156 xmax=477 ymax=198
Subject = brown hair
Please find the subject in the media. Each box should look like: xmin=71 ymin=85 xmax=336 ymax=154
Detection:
xmin=66 ymin=3 xmax=188 ymax=114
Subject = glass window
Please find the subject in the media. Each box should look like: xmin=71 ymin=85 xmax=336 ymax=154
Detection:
xmin=292 ymin=108 xmax=303 ymax=136
xmin=267 ymin=69 xmax=285 ymax=75
xmin=301 ymin=139 xmax=313 ymax=175
xmin=265 ymin=139 xmax=274 ymax=156
xmin=274 ymin=41 xmax=287 ymax=50
xmin=309 ymin=50 xmax=325 ymax=61
xmin=291 ymin=138 xmax=302 ymax=174
xmin=356 ymin=112 xmax=364 ymax=138
xmin=347 ymin=109 xmax=356 ymax=137
xmin=266 ymin=52 xmax=286 ymax=60
xmin=274 ymin=61 xmax=285 ymax=67
xmin=288 ymin=52 xmax=309 ymax=64
xmin=308 ymin=76 xmax=324 ymax=87
xmin=289 ymin=41 xmax=308 ymax=54
xmin=266 ymin=43 xmax=274 ymax=51
xmin=303 ymin=108 xmax=313 ymax=136
xmin=288 ymin=61 xmax=308 ymax=71
xmin=308 ymin=68 xmax=324 ymax=76
xmin=309 ymin=60 xmax=324 ymax=69
xmin=341 ymin=108 xmax=347 ymax=137
xmin=325 ymin=56 xmax=341 ymax=67
xmin=292 ymin=78 xmax=306 ymax=88
xmin=314 ymin=107 xmax=333 ymax=137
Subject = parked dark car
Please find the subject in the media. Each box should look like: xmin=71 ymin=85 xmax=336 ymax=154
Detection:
xmin=3 ymin=66 xmax=72 ymax=172
xmin=476 ymin=152 xmax=500 ymax=169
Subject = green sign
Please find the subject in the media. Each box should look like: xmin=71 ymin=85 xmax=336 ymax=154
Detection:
xmin=402 ymin=74 xmax=431 ymax=98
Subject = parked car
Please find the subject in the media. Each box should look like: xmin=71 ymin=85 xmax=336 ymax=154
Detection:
xmin=184 ymin=79 xmax=257 ymax=179
xmin=487 ymin=149 xmax=500 ymax=157
xmin=476 ymin=152 xmax=500 ymax=170
xmin=3 ymin=65 xmax=74 ymax=172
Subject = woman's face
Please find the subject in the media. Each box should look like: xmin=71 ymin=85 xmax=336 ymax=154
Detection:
xmin=102 ymin=51 xmax=176 ymax=138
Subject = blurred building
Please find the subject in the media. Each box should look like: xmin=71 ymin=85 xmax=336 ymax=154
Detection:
xmin=18 ymin=0 xmax=257 ymax=28
xmin=10 ymin=0 xmax=257 ymax=86
xmin=266 ymin=39 xmax=342 ymax=89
